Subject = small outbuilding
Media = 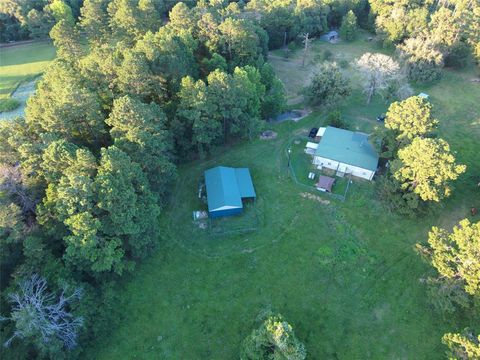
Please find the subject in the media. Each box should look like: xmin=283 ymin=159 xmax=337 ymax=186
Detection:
xmin=320 ymin=30 xmax=339 ymax=43
xmin=204 ymin=166 xmax=256 ymax=218
xmin=418 ymin=92 xmax=429 ymax=100
xmin=316 ymin=176 xmax=335 ymax=192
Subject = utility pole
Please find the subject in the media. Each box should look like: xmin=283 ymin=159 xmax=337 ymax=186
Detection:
xmin=301 ymin=33 xmax=312 ymax=67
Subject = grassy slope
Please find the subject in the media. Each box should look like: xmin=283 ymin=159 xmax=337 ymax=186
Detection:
xmin=0 ymin=41 xmax=56 ymax=99
xmin=88 ymin=35 xmax=479 ymax=359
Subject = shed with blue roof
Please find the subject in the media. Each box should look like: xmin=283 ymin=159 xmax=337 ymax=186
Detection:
xmin=204 ymin=166 xmax=256 ymax=218
xmin=313 ymin=127 xmax=379 ymax=180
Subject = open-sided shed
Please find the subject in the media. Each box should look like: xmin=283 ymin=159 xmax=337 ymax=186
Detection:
xmin=204 ymin=166 xmax=256 ymax=218
xmin=316 ymin=175 xmax=335 ymax=192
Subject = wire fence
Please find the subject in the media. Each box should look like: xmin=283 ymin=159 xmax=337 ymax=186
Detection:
xmin=286 ymin=135 xmax=352 ymax=202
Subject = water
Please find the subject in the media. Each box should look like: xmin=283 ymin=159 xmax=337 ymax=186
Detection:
xmin=270 ymin=110 xmax=305 ymax=123
xmin=0 ymin=80 xmax=36 ymax=121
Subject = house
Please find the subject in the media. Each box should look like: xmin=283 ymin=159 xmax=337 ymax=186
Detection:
xmin=204 ymin=166 xmax=256 ymax=218
xmin=313 ymin=127 xmax=379 ymax=180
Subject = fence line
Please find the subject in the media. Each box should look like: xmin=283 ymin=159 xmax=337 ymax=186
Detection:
xmin=286 ymin=135 xmax=352 ymax=202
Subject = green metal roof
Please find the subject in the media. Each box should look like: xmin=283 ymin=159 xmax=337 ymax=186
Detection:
xmin=314 ymin=127 xmax=379 ymax=171
xmin=204 ymin=166 xmax=256 ymax=213
xmin=235 ymin=168 xmax=256 ymax=198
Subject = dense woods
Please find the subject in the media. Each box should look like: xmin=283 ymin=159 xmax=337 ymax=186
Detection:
xmin=1 ymin=0 xmax=479 ymax=358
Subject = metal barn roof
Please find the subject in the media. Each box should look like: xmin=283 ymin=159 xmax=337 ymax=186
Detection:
xmin=204 ymin=166 xmax=256 ymax=213
xmin=314 ymin=127 xmax=379 ymax=171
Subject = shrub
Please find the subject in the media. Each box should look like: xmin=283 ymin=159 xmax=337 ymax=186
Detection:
xmin=324 ymin=111 xmax=349 ymax=129
xmin=322 ymin=49 xmax=333 ymax=61
xmin=0 ymin=98 xmax=21 ymax=113
xmin=240 ymin=312 xmax=306 ymax=360
xmin=338 ymin=59 xmax=349 ymax=68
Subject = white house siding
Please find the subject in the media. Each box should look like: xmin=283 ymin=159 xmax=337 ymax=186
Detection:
xmin=313 ymin=156 xmax=375 ymax=180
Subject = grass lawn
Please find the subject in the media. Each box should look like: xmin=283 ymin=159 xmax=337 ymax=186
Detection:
xmin=87 ymin=36 xmax=479 ymax=359
xmin=289 ymin=137 xmax=350 ymax=198
xmin=0 ymin=41 xmax=56 ymax=101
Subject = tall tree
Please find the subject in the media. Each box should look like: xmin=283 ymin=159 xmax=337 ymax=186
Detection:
xmin=48 ymin=0 xmax=75 ymax=24
xmin=442 ymin=331 xmax=480 ymax=359
xmin=398 ymin=36 xmax=444 ymax=82
xmin=174 ymin=75 xmax=230 ymax=157
xmin=25 ymin=60 xmax=106 ymax=145
xmin=80 ymin=0 xmax=110 ymax=44
xmin=385 ymin=96 xmax=438 ymax=142
xmin=355 ymin=53 xmax=401 ymax=103
xmin=49 ymin=19 xmax=83 ymax=62
xmin=294 ymin=0 xmax=328 ymax=37
xmin=369 ymin=0 xmax=429 ymax=44
xmin=303 ymin=61 xmax=351 ymax=108
xmin=392 ymin=137 xmax=466 ymax=202
xmin=247 ymin=0 xmax=296 ymax=49
xmin=340 ymin=10 xmax=357 ymax=41
xmin=135 ymin=26 xmax=198 ymax=97
xmin=1 ymin=274 xmax=83 ymax=356
xmin=106 ymin=96 xmax=176 ymax=194
xmin=422 ymin=219 xmax=480 ymax=296
xmin=94 ymin=146 xmax=161 ymax=261
xmin=218 ymin=18 xmax=262 ymax=68
xmin=108 ymin=0 xmax=161 ymax=41
xmin=168 ymin=1 xmax=196 ymax=33
xmin=259 ymin=62 xmax=286 ymax=119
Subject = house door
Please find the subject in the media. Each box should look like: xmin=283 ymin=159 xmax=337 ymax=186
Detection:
xmin=337 ymin=164 xmax=347 ymax=177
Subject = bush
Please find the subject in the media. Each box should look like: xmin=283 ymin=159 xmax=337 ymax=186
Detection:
xmin=376 ymin=176 xmax=423 ymax=216
xmin=322 ymin=49 xmax=333 ymax=61
xmin=240 ymin=312 xmax=306 ymax=360
xmin=338 ymin=59 xmax=349 ymax=68
xmin=324 ymin=111 xmax=349 ymax=129
xmin=0 ymin=98 xmax=21 ymax=113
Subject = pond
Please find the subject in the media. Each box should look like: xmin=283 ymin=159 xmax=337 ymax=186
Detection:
xmin=269 ymin=109 xmax=308 ymax=123
xmin=0 ymin=80 xmax=36 ymax=121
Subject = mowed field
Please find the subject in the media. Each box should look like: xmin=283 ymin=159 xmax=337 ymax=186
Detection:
xmin=0 ymin=41 xmax=56 ymax=100
xmin=87 ymin=36 xmax=480 ymax=359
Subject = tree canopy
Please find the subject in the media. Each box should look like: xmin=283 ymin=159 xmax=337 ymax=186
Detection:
xmin=385 ymin=96 xmax=438 ymax=142
xmin=425 ymin=219 xmax=480 ymax=296
xmin=241 ymin=313 xmax=307 ymax=360
xmin=392 ymin=137 xmax=466 ymax=202
xmin=303 ymin=61 xmax=351 ymax=108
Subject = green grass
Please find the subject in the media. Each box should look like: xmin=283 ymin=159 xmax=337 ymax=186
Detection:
xmin=87 ymin=37 xmax=479 ymax=359
xmin=289 ymin=137 xmax=349 ymax=198
xmin=0 ymin=98 xmax=20 ymax=112
xmin=0 ymin=41 xmax=56 ymax=100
